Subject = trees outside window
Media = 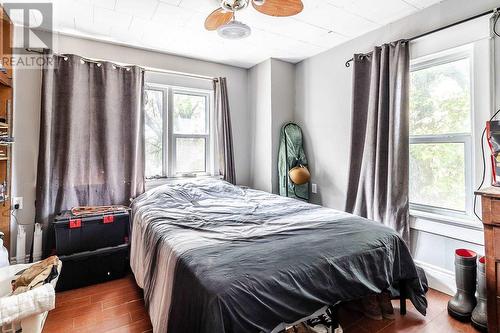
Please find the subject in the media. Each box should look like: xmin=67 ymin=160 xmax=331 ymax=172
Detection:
xmin=409 ymin=50 xmax=473 ymax=215
xmin=144 ymin=85 xmax=212 ymax=178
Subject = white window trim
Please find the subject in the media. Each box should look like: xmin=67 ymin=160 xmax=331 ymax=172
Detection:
xmin=410 ymin=210 xmax=484 ymax=245
xmin=410 ymin=49 xmax=471 ymax=72
xmin=408 ymin=35 xmax=495 ymax=236
xmin=145 ymin=83 xmax=215 ymax=179
xmin=409 ymin=47 xmax=475 ymax=221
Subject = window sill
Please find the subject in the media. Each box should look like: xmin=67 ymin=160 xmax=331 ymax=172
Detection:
xmin=410 ymin=209 xmax=484 ymax=245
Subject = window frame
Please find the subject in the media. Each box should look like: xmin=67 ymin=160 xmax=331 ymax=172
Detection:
xmin=409 ymin=48 xmax=475 ymax=218
xmin=144 ymin=83 xmax=214 ymax=178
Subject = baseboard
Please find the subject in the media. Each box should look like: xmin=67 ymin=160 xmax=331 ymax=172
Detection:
xmin=9 ymin=254 xmax=31 ymax=265
xmin=414 ymin=259 xmax=456 ymax=296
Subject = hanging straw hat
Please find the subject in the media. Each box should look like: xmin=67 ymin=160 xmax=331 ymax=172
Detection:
xmin=289 ymin=165 xmax=310 ymax=185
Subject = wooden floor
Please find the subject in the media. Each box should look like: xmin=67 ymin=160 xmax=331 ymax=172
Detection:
xmin=43 ymin=276 xmax=151 ymax=333
xmin=338 ymin=289 xmax=481 ymax=333
xmin=44 ymin=276 xmax=480 ymax=333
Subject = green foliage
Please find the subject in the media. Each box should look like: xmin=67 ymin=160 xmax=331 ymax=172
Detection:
xmin=410 ymin=143 xmax=465 ymax=210
xmin=143 ymin=91 xmax=208 ymax=177
xmin=174 ymin=95 xmax=202 ymax=119
xmin=409 ymin=58 xmax=471 ymax=212
xmin=173 ymin=94 xmax=206 ymax=135
xmin=410 ymin=58 xmax=471 ymax=135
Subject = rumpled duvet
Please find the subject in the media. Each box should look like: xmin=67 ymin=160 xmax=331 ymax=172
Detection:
xmin=130 ymin=179 xmax=427 ymax=333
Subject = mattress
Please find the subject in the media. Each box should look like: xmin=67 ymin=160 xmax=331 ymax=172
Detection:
xmin=130 ymin=179 xmax=427 ymax=333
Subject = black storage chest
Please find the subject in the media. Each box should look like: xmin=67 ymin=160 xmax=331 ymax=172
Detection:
xmin=54 ymin=209 xmax=130 ymax=255
xmin=56 ymin=244 xmax=130 ymax=291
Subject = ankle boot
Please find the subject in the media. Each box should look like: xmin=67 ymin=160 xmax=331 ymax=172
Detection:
xmin=472 ymin=256 xmax=488 ymax=331
xmin=448 ymin=249 xmax=477 ymax=321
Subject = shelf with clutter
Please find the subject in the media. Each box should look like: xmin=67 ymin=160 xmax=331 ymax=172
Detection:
xmin=0 ymin=6 xmax=13 ymax=257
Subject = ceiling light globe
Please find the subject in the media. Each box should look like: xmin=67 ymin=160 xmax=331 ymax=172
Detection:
xmin=217 ymin=20 xmax=251 ymax=39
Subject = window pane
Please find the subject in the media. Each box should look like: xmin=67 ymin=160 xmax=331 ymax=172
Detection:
xmin=409 ymin=142 xmax=465 ymax=211
xmin=175 ymin=138 xmax=206 ymax=174
xmin=173 ymin=93 xmax=207 ymax=134
xmin=144 ymin=89 xmax=163 ymax=178
xmin=410 ymin=58 xmax=471 ymax=135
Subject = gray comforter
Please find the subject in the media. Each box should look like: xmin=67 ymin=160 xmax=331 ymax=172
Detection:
xmin=130 ymin=180 xmax=427 ymax=333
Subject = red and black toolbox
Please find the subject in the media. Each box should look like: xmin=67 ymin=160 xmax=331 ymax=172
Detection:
xmin=53 ymin=207 xmax=131 ymax=291
xmin=53 ymin=209 xmax=130 ymax=255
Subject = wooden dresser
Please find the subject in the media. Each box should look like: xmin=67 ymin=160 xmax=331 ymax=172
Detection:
xmin=476 ymin=186 xmax=500 ymax=332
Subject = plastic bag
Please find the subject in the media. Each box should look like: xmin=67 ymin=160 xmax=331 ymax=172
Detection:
xmin=487 ymin=120 xmax=500 ymax=186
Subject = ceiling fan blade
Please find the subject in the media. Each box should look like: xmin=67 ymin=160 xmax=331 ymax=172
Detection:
xmin=252 ymin=0 xmax=303 ymax=17
xmin=205 ymin=8 xmax=234 ymax=31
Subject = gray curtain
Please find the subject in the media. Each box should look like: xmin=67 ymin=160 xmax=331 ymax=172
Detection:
xmin=345 ymin=40 xmax=410 ymax=243
xmin=36 ymin=54 xmax=145 ymax=257
xmin=214 ymin=77 xmax=236 ymax=184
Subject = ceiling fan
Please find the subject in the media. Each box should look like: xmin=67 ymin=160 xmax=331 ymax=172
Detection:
xmin=204 ymin=0 xmax=304 ymax=39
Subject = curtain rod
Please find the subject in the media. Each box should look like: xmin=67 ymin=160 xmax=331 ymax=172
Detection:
xmin=142 ymin=66 xmax=218 ymax=82
xmin=24 ymin=48 xmax=218 ymax=82
xmin=345 ymin=8 xmax=498 ymax=68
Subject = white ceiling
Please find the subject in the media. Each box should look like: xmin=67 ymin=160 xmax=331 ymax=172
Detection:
xmin=10 ymin=0 xmax=443 ymax=68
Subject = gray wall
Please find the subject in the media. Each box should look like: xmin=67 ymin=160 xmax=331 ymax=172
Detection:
xmin=270 ymin=60 xmax=295 ymax=194
xmin=249 ymin=59 xmax=295 ymax=193
xmin=11 ymin=33 xmax=252 ymax=255
xmin=249 ymin=59 xmax=273 ymax=193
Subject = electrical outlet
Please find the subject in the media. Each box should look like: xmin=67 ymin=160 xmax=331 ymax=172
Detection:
xmin=12 ymin=197 xmax=23 ymax=210
xmin=311 ymin=183 xmax=318 ymax=194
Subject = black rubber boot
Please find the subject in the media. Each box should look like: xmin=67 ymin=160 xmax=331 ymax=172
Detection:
xmin=448 ymin=249 xmax=477 ymax=322
xmin=472 ymin=256 xmax=488 ymax=331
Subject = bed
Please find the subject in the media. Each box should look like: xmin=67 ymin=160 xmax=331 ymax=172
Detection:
xmin=130 ymin=179 xmax=427 ymax=333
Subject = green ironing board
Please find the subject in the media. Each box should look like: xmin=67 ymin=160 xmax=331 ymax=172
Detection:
xmin=278 ymin=122 xmax=310 ymax=201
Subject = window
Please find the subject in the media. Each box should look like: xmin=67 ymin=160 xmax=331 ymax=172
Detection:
xmin=409 ymin=49 xmax=473 ymax=216
xmin=144 ymin=84 xmax=213 ymax=178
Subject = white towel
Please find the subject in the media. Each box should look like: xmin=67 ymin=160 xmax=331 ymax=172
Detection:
xmin=0 ymin=284 xmax=55 ymax=326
